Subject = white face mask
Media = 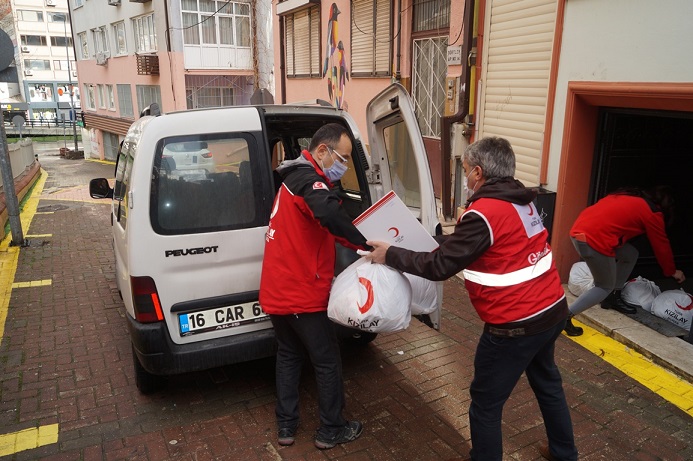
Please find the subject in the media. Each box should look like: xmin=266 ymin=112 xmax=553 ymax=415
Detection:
xmin=463 ymin=168 xmax=477 ymax=200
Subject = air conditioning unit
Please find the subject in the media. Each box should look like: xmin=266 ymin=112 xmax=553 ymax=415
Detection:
xmin=95 ymin=52 xmax=109 ymax=66
xmin=24 ymin=69 xmax=33 ymax=76
xmin=45 ymin=0 xmax=56 ymax=6
xmin=108 ymin=0 xmax=121 ymax=5
xmin=21 ymin=46 xmax=30 ymax=53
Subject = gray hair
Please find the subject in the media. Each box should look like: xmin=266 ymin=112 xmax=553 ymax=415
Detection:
xmin=463 ymin=137 xmax=516 ymax=180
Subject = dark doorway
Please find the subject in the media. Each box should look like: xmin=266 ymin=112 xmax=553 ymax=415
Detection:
xmin=592 ymin=107 xmax=693 ymax=286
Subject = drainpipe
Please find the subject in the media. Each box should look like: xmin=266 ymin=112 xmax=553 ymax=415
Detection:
xmin=441 ymin=0 xmax=475 ymax=221
xmin=251 ymin=0 xmax=259 ymax=91
xmin=395 ymin=0 xmax=401 ymax=81
xmin=278 ymin=11 xmax=286 ymax=104
xmin=162 ymin=0 xmax=176 ymax=107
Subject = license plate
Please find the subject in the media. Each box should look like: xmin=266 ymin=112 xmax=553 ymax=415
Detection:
xmin=179 ymin=301 xmax=269 ymax=336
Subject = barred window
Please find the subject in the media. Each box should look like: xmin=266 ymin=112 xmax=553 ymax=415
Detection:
xmin=351 ymin=0 xmax=391 ymax=77
xmin=413 ymin=0 xmax=450 ymax=32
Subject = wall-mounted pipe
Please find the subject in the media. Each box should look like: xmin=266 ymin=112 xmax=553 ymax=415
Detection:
xmin=440 ymin=0 xmax=475 ymax=220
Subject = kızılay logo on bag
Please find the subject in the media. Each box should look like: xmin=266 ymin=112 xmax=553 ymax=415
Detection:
xmin=357 ymin=277 xmax=374 ymax=313
xmin=675 ymin=294 xmax=693 ymax=311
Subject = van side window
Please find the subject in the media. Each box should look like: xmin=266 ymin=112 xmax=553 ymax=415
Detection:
xmin=150 ymin=134 xmax=263 ymax=235
xmin=114 ymin=140 xmax=135 ymax=228
xmin=383 ymin=121 xmax=422 ymax=209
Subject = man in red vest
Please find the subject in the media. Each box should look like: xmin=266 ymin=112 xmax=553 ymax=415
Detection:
xmin=366 ymin=137 xmax=577 ymax=461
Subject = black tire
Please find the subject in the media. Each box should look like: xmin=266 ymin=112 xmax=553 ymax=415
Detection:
xmin=131 ymin=345 xmax=165 ymax=394
xmin=345 ymin=331 xmax=377 ymax=346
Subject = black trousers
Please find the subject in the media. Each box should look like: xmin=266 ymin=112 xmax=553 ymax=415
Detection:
xmin=270 ymin=311 xmax=346 ymax=437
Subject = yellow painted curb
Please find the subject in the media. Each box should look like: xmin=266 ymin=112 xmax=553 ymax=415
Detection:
xmin=0 ymin=424 xmax=59 ymax=456
xmin=565 ymin=319 xmax=693 ymax=415
xmin=0 ymin=169 xmax=47 ymax=340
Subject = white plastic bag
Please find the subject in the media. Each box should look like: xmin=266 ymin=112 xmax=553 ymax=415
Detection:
xmin=651 ymin=289 xmax=693 ymax=331
xmin=621 ymin=276 xmax=661 ymax=312
xmin=568 ymin=261 xmax=594 ymax=297
xmin=404 ymin=273 xmax=438 ymax=315
xmin=328 ymin=258 xmax=412 ymax=333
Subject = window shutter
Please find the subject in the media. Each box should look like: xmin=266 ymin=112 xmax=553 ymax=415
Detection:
xmin=310 ymin=9 xmax=320 ymax=76
xmin=293 ymin=9 xmax=310 ymax=75
xmin=285 ymin=16 xmax=294 ymax=75
xmin=374 ymin=0 xmax=391 ymax=75
xmin=351 ymin=0 xmax=390 ymax=76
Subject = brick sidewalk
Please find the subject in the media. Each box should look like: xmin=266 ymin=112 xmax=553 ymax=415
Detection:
xmin=1 ymin=160 xmax=692 ymax=460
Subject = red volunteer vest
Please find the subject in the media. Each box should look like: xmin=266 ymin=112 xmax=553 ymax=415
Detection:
xmin=462 ymin=198 xmax=565 ymax=324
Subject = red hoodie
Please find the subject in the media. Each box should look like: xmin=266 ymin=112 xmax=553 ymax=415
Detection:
xmin=570 ymin=194 xmax=675 ymax=276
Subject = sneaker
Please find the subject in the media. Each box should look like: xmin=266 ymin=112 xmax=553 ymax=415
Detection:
xmin=564 ymin=318 xmax=583 ymax=337
xmin=278 ymin=427 xmax=296 ymax=446
xmin=601 ymin=298 xmax=636 ymax=314
xmin=314 ymin=420 xmax=363 ymax=450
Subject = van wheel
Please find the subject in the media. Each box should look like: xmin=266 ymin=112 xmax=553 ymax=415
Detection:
xmin=344 ymin=331 xmax=377 ymax=346
xmin=131 ymin=346 xmax=165 ymax=394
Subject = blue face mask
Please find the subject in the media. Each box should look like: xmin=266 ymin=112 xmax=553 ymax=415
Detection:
xmin=323 ymin=159 xmax=348 ymax=182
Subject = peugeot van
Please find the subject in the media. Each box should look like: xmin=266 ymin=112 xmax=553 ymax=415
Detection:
xmin=90 ymin=84 xmax=442 ymax=393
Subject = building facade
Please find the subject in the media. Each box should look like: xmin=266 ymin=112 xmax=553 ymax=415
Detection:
xmin=1 ymin=0 xmax=79 ymax=123
xmin=70 ymin=0 xmax=273 ymax=160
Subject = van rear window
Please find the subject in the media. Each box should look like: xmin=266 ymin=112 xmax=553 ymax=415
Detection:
xmin=150 ymin=134 xmax=262 ymax=234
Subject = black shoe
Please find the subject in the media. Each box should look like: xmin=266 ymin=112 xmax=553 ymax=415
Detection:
xmin=278 ymin=427 xmax=296 ymax=446
xmin=314 ymin=421 xmax=363 ymax=449
xmin=564 ymin=318 xmax=583 ymax=336
xmin=601 ymin=298 xmax=637 ymax=314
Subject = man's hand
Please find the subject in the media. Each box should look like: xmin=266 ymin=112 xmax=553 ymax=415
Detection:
xmin=364 ymin=241 xmax=390 ymax=264
xmin=673 ymin=269 xmax=686 ymax=283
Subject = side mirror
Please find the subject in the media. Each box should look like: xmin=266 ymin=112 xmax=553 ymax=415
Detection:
xmin=89 ymin=178 xmax=113 ymax=199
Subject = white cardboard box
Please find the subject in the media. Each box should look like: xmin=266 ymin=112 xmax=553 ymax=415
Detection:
xmin=353 ymin=191 xmax=439 ymax=252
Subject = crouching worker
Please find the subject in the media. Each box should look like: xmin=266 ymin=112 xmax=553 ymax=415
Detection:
xmin=259 ymin=123 xmax=369 ymax=450
xmin=365 ymin=137 xmax=577 ymax=461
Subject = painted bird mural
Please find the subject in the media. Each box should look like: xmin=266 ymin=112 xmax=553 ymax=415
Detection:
xmin=324 ymin=3 xmax=349 ymax=109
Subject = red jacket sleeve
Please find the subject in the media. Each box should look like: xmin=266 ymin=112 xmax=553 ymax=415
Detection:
xmin=644 ymin=211 xmax=676 ymax=276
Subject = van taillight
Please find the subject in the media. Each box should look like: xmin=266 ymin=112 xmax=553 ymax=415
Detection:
xmin=201 ymin=152 xmax=213 ymax=158
xmin=131 ymin=276 xmax=164 ymax=323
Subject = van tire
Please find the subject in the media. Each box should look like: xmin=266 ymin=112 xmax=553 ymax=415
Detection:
xmin=344 ymin=331 xmax=378 ymax=346
xmin=132 ymin=345 xmax=165 ymax=394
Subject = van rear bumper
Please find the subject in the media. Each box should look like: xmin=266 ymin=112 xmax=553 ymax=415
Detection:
xmin=127 ymin=315 xmax=277 ymax=376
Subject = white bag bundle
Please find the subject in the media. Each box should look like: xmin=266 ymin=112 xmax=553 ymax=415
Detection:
xmin=328 ymin=258 xmax=412 ymax=333
xmin=651 ymin=289 xmax=693 ymax=331
xmin=568 ymin=261 xmax=594 ymax=297
xmin=621 ymin=276 xmax=661 ymax=312
xmin=404 ymin=273 xmax=438 ymax=315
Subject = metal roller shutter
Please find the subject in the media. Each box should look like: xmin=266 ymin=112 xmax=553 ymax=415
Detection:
xmin=478 ymin=0 xmax=557 ymax=186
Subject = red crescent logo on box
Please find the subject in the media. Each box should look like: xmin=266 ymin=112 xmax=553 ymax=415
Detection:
xmin=528 ymin=204 xmax=534 ymax=216
xmin=388 ymin=227 xmax=400 ymax=238
xmin=313 ymin=181 xmax=328 ymax=190
xmin=675 ymin=294 xmax=693 ymax=311
xmin=357 ymin=277 xmax=374 ymax=313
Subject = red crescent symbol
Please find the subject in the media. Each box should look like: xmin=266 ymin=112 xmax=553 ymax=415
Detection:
xmin=388 ymin=227 xmax=399 ymax=238
xmin=675 ymin=294 xmax=693 ymax=311
xmin=357 ymin=277 xmax=374 ymax=314
xmin=528 ymin=205 xmax=534 ymax=216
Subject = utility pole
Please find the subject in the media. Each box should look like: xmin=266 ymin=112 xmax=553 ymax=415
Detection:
xmin=0 ymin=121 xmax=25 ymax=246
xmin=59 ymin=12 xmax=79 ymax=153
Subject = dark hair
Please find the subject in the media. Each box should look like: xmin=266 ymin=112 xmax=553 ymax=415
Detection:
xmin=463 ymin=136 xmax=516 ymax=180
xmin=308 ymin=123 xmax=349 ymax=152
xmin=614 ymin=185 xmax=675 ymax=227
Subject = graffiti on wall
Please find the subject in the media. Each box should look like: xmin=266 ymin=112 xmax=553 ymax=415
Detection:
xmin=323 ymin=3 xmax=349 ymax=110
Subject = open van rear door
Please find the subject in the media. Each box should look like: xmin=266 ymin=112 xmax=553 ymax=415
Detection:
xmin=366 ymin=83 xmax=442 ymax=330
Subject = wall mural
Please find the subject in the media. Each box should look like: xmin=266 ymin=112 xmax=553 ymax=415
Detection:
xmin=323 ymin=3 xmax=349 ymax=110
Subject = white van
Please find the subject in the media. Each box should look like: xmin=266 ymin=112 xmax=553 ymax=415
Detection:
xmin=90 ymin=84 xmax=442 ymax=393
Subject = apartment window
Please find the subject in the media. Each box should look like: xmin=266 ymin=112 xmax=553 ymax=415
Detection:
xmin=78 ymin=32 xmax=88 ymax=59
xmin=92 ymin=27 xmax=109 ymax=55
xmin=74 ymin=0 xmax=84 ymax=7
xmin=117 ymin=84 xmax=134 ymax=118
xmin=24 ymin=59 xmax=51 ymax=71
xmin=112 ymin=22 xmax=127 ymax=55
xmin=21 ymin=35 xmax=48 ymax=46
xmin=181 ymin=0 xmax=250 ymax=47
xmin=17 ymin=10 xmax=44 ymax=22
xmin=47 ymin=12 xmax=66 ymax=22
xmin=351 ymin=0 xmax=391 ymax=77
xmin=413 ymin=0 xmax=450 ymax=32
xmin=133 ymin=13 xmax=157 ymax=53
xmin=106 ymin=85 xmax=115 ymax=110
xmin=136 ymin=85 xmax=161 ymax=114
xmin=50 ymin=36 xmax=73 ymax=47
xmin=284 ymin=6 xmax=320 ymax=78
xmin=53 ymin=60 xmax=76 ymax=70
xmin=97 ymin=84 xmax=106 ymax=108
xmin=84 ymin=84 xmax=95 ymax=109
xmin=28 ymin=84 xmax=54 ymax=102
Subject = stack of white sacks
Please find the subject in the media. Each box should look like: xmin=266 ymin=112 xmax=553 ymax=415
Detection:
xmin=568 ymin=262 xmax=692 ymax=332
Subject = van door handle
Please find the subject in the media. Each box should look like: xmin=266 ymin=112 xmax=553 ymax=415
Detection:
xmin=128 ymin=191 xmax=134 ymax=209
